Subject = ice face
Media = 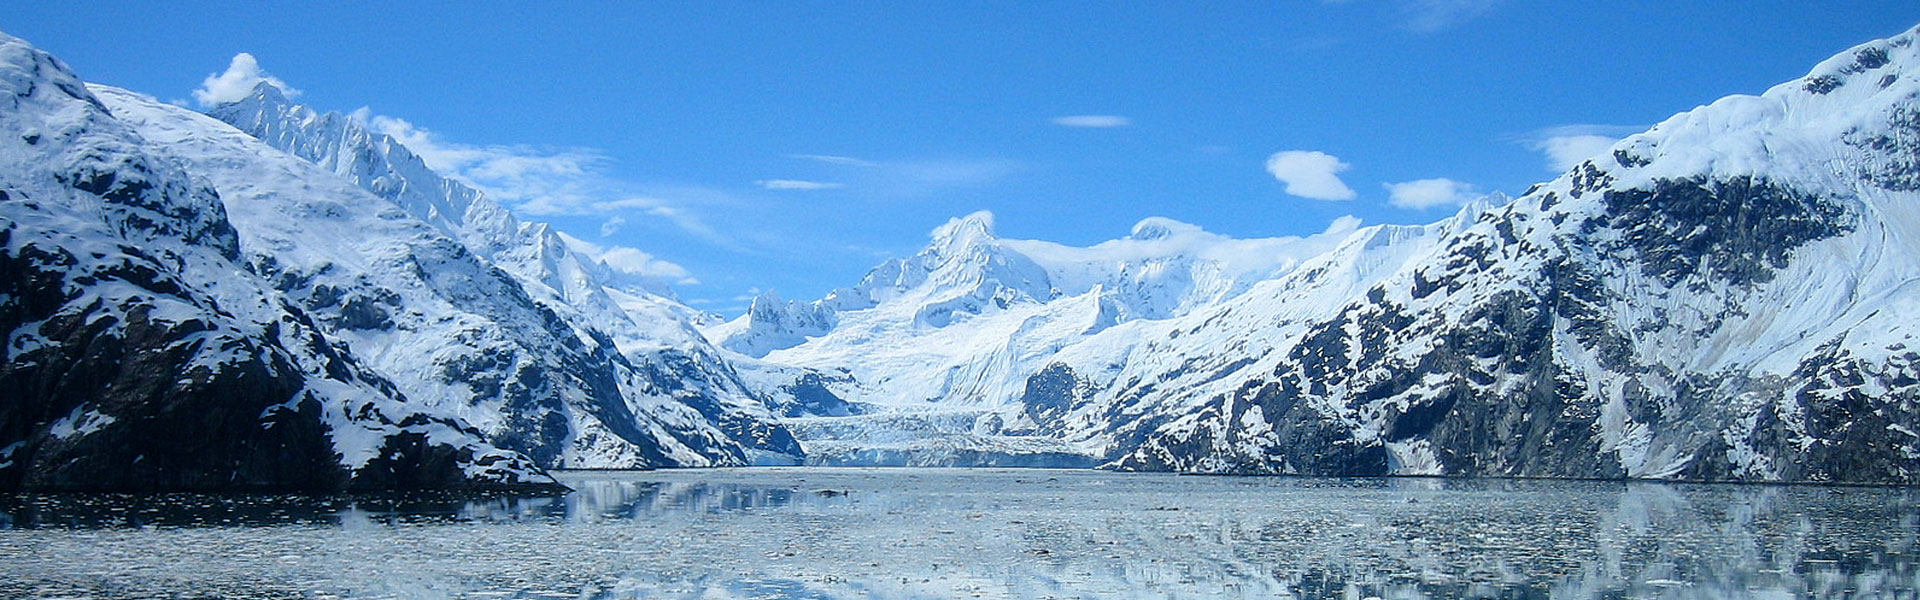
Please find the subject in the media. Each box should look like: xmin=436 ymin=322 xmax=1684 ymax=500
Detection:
xmin=2 ymin=468 xmax=1914 ymax=599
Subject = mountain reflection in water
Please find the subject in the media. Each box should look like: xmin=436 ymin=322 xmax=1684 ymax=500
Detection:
xmin=0 ymin=468 xmax=1913 ymax=599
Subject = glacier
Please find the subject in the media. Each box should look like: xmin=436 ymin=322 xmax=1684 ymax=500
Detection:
xmin=8 ymin=21 xmax=1920 ymax=489
xmin=725 ymin=25 xmax=1920 ymax=483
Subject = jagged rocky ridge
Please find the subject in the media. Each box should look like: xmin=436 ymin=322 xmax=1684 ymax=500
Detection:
xmin=729 ymin=26 xmax=1920 ymax=483
xmin=0 ymin=30 xmax=798 ymax=491
xmin=192 ymin=83 xmax=798 ymax=469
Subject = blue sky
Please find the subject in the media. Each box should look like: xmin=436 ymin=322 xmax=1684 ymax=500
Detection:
xmin=7 ymin=2 xmax=1919 ymax=313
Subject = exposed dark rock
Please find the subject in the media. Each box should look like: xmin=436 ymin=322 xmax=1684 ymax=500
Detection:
xmin=1596 ymin=176 xmax=1848 ymax=288
xmin=774 ymin=371 xmax=862 ymax=418
xmin=1806 ymin=74 xmax=1845 ymax=94
xmin=1018 ymin=363 xmax=1082 ymax=435
xmin=0 ymin=249 xmax=341 ymax=491
xmin=1846 ymin=104 xmax=1920 ymax=191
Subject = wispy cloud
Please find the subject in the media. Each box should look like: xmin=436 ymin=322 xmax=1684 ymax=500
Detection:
xmin=684 ymin=287 xmax=763 ymax=314
xmin=1536 ymin=135 xmax=1617 ymax=171
xmin=892 ymin=158 xmax=1023 ymax=188
xmin=192 ymin=53 xmax=300 ymax=107
xmin=636 ymin=203 xmax=731 ymax=247
xmin=757 ymin=179 xmax=845 ymax=191
xmin=788 ymin=154 xmax=879 ymax=168
xmin=599 ymin=216 xmax=626 ymax=237
xmin=1051 ymin=115 xmax=1132 ymax=128
xmin=1323 ymin=0 xmax=1501 ymax=33
xmin=1265 ymin=150 xmax=1357 ymax=201
xmin=559 ymin=233 xmax=697 ymax=286
xmin=783 ymin=153 xmax=1023 ymax=198
xmin=598 ymin=247 xmax=697 ymax=285
xmin=1518 ymin=124 xmax=1644 ymax=171
xmin=1384 ymin=177 xmax=1480 ymax=209
xmin=358 ymin=113 xmax=739 ymax=248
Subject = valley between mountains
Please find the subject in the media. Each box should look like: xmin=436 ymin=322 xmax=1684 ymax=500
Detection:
xmin=5 ymin=24 xmax=1920 ymax=491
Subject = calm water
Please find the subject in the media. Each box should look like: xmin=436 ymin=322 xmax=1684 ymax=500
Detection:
xmin=0 ymin=468 xmax=1915 ymax=599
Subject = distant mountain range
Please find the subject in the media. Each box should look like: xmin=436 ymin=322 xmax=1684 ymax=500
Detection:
xmin=4 ymin=24 xmax=1918 ymax=490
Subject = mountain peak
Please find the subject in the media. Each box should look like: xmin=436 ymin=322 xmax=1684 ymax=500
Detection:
xmin=1128 ymin=217 xmax=1203 ymax=241
xmin=1795 ymin=25 xmax=1916 ymax=97
xmin=929 ymin=210 xmax=997 ymax=253
xmin=748 ymin=288 xmax=786 ymax=311
xmin=240 ymin=80 xmax=292 ymax=107
xmin=0 ymin=30 xmax=106 ymax=113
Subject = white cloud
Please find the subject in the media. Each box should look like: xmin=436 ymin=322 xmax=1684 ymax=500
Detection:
xmin=1384 ymin=178 xmax=1480 ymax=209
xmin=1265 ymin=150 xmax=1357 ymax=201
xmin=364 ymin=114 xmax=600 ymax=183
xmin=599 ymin=216 xmax=626 ymax=237
xmin=1521 ymin=124 xmax=1642 ymax=171
xmin=1323 ymin=214 xmax=1364 ymax=235
xmin=1051 ymin=115 xmax=1132 ymax=128
xmin=191 ymin=53 xmax=301 ymax=107
xmin=560 ymin=233 xmax=698 ymax=286
xmin=360 ymin=114 xmax=737 ymax=248
xmin=1536 ymin=135 xmax=1619 ymax=172
xmin=757 ymin=179 xmax=845 ymax=190
xmin=788 ymin=154 xmax=879 ymax=167
xmin=599 ymin=246 xmax=697 ymax=285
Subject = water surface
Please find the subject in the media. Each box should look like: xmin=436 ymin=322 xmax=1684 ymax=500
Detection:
xmin=1 ymin=468 xmax=1914 ymax=599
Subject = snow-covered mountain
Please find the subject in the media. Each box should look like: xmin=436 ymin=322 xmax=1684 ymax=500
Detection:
xmin=11 ymin=20 xmax=1920 ymax=488
xmin=1059 ymin=28 xmax=1920 ymax=483
xmin=189 ymin=83 xmax=799 ymax=469
xmin=729 ymin=25 xmax=1920 ymax=483
xmin=0 ymin=29 xmax=802 ymax=491
xmin=0 ymin=32 xmax=556 ymax=491
xmin=709 ymin=209 xmax=1377 ymax=466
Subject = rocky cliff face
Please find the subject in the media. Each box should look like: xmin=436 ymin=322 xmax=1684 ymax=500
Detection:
xmin=0 ymin=32 xmax=557 ymax=492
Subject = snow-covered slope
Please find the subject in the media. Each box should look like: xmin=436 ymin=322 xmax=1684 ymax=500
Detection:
xmin=1042 ymin=25 xmax=1920 ymax=483
xmin=709 ymin=209 xmax=1377 ymax=465
xmin=117 ymin=82 xmax=800 ymax=469
xmin=0 ymin=32 xmax=556 ymax=491
xmin=13 ymin=20 xmax=1920 ymax=486
xmin=734 ymin=25 xmax=1920 ymax=483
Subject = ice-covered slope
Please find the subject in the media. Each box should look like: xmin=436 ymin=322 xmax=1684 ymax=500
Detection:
xmin=93 ymin=83 xmax=799 ymax=469
xmin=736 ymin=24 xmax=1920 ymax=483
xmin=1035 ymin=25 xmax=1920 ymax=483
xmin=710 ymin=209 xmax=1374 ymax=464
xmin=0 ymin=32 xmax=556 ymax=491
